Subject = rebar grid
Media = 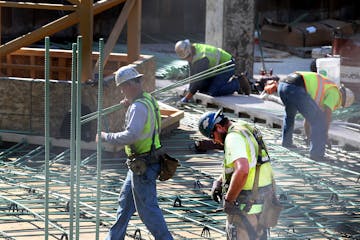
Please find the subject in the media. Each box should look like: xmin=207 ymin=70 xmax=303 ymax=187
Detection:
xmin=1 ymin=104 xmax=360 ymax=239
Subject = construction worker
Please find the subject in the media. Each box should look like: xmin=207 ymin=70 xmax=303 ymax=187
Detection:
xmin=198 ymin=109 xmax=276 ymax=240
xmin=174 ymin=39 xmax=251 ymax=104
xmin=278 ymin=71 xmax=355 ymax=160
xmin=96 ymin=65 xmax=173 ymax=240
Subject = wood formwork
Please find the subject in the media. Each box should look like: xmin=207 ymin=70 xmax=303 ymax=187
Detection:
xmin=0 ymin=0 xmax=142 ymax=82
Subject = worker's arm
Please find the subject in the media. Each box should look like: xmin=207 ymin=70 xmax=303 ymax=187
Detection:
xmin=190 ymin=57 xmax=209 ymax=75
xmin=225 ymin=157 xmax=249 ymax=202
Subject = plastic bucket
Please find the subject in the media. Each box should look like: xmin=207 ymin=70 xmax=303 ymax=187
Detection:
xmin=316 ymin=57 xmax=341 ymax=86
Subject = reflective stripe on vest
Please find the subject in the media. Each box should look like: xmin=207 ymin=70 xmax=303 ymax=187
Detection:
xmin=192 ymin=43 xmax=232 ymax=68
xmin=296 ymin=71 xmax=338 ymax=106
xmin=124 ymin=93 xmax=161 ymax=156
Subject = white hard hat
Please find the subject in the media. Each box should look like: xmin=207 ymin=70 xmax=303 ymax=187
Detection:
xmin=175 ymin=39 xmax=192 ymax=59
xmin=340 ymin=85 xmax=355 ymax=108
xmin=114 ymin=66 xmax=143 ymax=86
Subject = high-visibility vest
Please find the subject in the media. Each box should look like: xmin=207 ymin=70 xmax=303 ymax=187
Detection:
xmin=296 ymin=71 xmax=341 ymax=108
xmin=191 ymin=43 xmax=232 ymax=68
xmin=224 ymin=125 xmax=273 ymax=189
xmin=124 ymin=92 xmax=161 ymax=156
xmin=223 ymin=125 xmax=273 ymax=214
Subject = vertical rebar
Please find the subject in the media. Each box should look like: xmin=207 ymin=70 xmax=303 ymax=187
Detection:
xmin=69 ymin=42 xmax=77 ymax=240
xmin=75 ymin=36 xmax=82 ymax=240
xmin=44 ymin=36 xmax=50 ymax=240
xmin=95 ymin=38 xmax=104 ymax=240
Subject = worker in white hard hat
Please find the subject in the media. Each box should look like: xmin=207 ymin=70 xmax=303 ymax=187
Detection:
xmin=277 ymin=71 xmax=355 ymax=161
xmin=96 ymin=65 xmax=173 ymax=240
xmin=174 ymin=39 xmax=251 ymax=104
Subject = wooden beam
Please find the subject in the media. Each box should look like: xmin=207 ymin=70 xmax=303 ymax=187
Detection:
xmin=78 ymin=0 xmax=93 ymax=82
xmin=0 ymin=0 xmax=127 ymax=62
xmin=0 ymin=12 xmax=79 ymax=57
xmin=127 ymin=0 xmax=141 ymax=62
xmin=93 ymin=0 xmax=126 ymax=14
xmin=66 ymin=0 xmax=79 ymax=5
xmin=92 ymin=0 xmax=135 ymax=77
xmin=0 ymin=1 xmax=77 ymax=11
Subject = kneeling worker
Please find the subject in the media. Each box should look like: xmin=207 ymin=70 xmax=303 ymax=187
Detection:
xmin=277 ymin=71 xmax=355 ymax=160
xmin=175 ymin=39 xmax=251 ymax=104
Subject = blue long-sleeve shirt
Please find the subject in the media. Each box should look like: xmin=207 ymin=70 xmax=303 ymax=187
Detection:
xmin=103 ymin=101 xmax=148 ymax=146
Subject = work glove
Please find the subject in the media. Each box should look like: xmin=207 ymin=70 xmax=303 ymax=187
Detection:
xmin=223 ymin=199 xmax=240 ymax=215
xmin=211 ymin=180 xmax=223 ymax=203
xmin=176 ymin=97 xmax=189 ymax=107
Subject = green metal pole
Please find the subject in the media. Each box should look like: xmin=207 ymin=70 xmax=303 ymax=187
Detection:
xmin=75 ymin=36 xmax=82 ymax=240
xmin=44 ymin=36 xmax=50 ymax=240
xmin=95 ymin=38 xmax=104 ymax=240
xmin=69 ymin=42 xmax=77 ymax=240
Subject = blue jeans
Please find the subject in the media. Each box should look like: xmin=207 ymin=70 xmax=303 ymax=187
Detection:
xmin=278 ymin=82 xmax=326 ymax=159
xmin=189 ymin=68 xmax=239 ymax=97
xmin=105 ymin=163 xmax=173 ymax=240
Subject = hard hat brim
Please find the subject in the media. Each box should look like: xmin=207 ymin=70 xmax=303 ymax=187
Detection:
xmin=114 ymin=73 xmax=143 ymax=86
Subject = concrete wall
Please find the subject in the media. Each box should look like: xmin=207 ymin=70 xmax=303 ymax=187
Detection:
xmin=206 ymin=0 xmax=255 ymax=77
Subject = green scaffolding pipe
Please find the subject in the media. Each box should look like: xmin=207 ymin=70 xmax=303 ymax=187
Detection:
xmin=44 ymin=36 xmax=51 ymax=240
xmin=69 ymin=41 xmax=78 ymax=240
xmin=95 ymin=38 xmax=104 ymax=240
xmin=75 ymin=35 xmax=82 ymax=240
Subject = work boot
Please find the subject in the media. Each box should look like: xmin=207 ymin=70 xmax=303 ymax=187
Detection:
xmin=238 ymin=73 xmax=251 ymax=95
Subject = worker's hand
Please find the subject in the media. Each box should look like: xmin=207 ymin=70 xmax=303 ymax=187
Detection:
xmin=223 ymin=199 xmax=240 ymax=215
xmin=120 ymin=98 xmax=130 ymax=107
xmin=176 ymin=97 xmax=189 ymax=107
xmin=95 ymin=132 xmax=106 ymax=142
xmin=210 ymin=180 xmax=223 ymax=203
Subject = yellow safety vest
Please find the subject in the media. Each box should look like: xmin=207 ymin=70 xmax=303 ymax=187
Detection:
xmin=192 ymin=43 xmax=232 ymax=68
xmin=296 ymin=71 xmax=341 ymax=109
xmin=124 ymin=92 xmax=161 ymax=156
xmin=224 ymin=125 xmax=273 ymax=214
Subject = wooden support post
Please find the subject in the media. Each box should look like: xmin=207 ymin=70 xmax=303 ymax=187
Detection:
xmin=92 ymin=0 xmax=135 ymax=77
xmin=127 ymin=0 xmax=141 ymax=63
xmin=78 ymin=0 xmax=93 ymax=82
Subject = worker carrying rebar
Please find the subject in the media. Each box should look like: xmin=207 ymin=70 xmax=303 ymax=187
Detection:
xmin=174 ymin=39 xmax=251 ymax=104
xmin=198 ymin=109 xmax=281 ymax=240
xmin=96 ymin=65 xmax=173 ymax=240
xmin=278 ymin=71 xmax=355 ymax=161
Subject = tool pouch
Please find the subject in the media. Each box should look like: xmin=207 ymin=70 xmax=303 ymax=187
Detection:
xmin=258 ymin=191 xmax=282 ymax=228
xmin=158 ymin=153 xmax=180 ymax=181
xmin=126 ymin=157 xmax=147 ymax=176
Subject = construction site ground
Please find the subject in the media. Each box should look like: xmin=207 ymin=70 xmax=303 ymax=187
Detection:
xmin=1 ymin=45 xmax=360 ymax=239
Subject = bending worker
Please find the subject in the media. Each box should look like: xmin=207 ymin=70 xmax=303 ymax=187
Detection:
xmin=198 ymin=109 xmax=278 ymax=240
xmin=96 ymin=65 xmax=173 ymax=240
xmin=278 ymin=71 xmax=355 ymax=160
xmin=174 ymin=39 xmax=250 ymax=104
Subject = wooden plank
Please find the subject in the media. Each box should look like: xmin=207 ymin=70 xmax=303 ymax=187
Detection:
xmin=0 ymin=12 xmax=79 ymax=57
xmin=127 ymin=0 xmax=141 ymax=62
xmin=66 ymin=0 xmax=79 ymax=5
xmin=92 ymin=0 xmax=135 ymax=77
xmin=0 ymin=1 xmax=77 ymax=11
xmin=0 ymin=0 xmax=126 ymax=57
